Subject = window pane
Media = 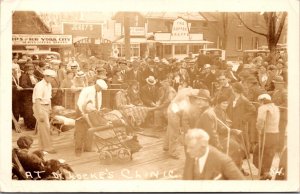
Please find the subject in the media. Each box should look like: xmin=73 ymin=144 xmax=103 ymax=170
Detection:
xmin=165 ymin=45 xmax=172 ymax=55
xmin=175 ymin=45 xmax=181 ymax=54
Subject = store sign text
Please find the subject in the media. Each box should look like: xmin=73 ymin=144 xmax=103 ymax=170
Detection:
xmin=12 ymin=34 xmax=72 ymax=45
xmin=171 ymin=18 xmax=190 ymax=40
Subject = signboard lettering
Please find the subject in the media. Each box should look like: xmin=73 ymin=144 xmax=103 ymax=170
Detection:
xmin=63 ymin=22 xmax=102 ymax=38
xmin=171 ymin=18 xmax=190 ymax=40
xmin=12 ymin=34 xmax=73 ymax=45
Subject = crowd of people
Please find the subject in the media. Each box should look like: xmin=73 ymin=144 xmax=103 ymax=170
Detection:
xmin=12 ymin=49 xmax=288 ymax=180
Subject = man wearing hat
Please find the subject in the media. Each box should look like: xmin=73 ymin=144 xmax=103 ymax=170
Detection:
xmin=140 ymin=76 xmax=159 ymax=127
xmin=271 ymin=76 xmax=287 ymax=152
xmin=77 ymin=79 xmax=108 ymax=114
xmin=265 ymin=65 xmax=277 ymax=92
xmin=212 ymin=72 xmax=234 ymax=105
xmin=34 ymin=61 xmax=46 ymax=81
xmin=75 ymin=79 xmax=108 ymax=156
xmin=192 ymin=89 xmax=222 ymax=150
xmin=19 ymin=63 xmax=38 ymax=130
xmin=32 ymin=69 xmax=57 ymax=154
xmin=255 ymin=93 xmax=280 ymax=179
xmin=227 ymin=82 xmax=256 ymax=152
xmin=67 ymin=57 xmax=80 ymax=71
xmin=200 ymin=64 xmax=216 ymax=91
xmin=126 ymin=60 xmax=142 ymax=83
xmin=140 ymin=76 xmax=158 ymax=107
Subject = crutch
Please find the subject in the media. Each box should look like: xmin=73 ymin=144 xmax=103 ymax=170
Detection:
xmin=258 ymin=110 xmax=269 ymax=178
xmin=216 ymin=118 xmax=231 ymax=155
xmin=258 ymin=129 xmax=266 ymax=178
xmin=240 ymin=131 xmax=254 ymax=180
xmin=217 ymin=118 xmax=254 ymax=179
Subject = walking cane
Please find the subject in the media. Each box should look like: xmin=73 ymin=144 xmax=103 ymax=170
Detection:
xmin=258 ymin=110 xmax=269 ymax=178
xmin=240 ymin=132 xmax=254 ymax=180
xmin=216 ymin=118 xmax=254 ymax=179
xmin=258 ymin=130 xmax=266 ymax=178
xmin=216 ymin=118 xmax=230 ymax=155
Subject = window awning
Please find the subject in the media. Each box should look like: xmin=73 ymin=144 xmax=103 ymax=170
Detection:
xmin=157 ymin=40 xmax=213 ymax=44
xmin=114 ymin=37 xmax=150 ymax=44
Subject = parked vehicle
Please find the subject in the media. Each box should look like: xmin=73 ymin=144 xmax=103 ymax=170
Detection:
xmin=242 ymin=49 xmax=270 ymax=63
xmin=13 ymin=50 xmax=61 ymax=60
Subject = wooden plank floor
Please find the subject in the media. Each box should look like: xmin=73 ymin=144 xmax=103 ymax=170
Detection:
xmin=12 ymin=124 xmax=280 ymax=180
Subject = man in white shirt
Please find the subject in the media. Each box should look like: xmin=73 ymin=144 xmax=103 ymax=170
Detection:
xmin=77 ymin=79 xmax=108 ymax=114
xmin=75 ymin=79 xmax=108 ymax=156
xmin=67 ymin=57 xmax=80 ymax=71
xmin=183 ymin=128 xmax=245 ymax=180
xmin=32 ymin=69 xmax=57 ymax=154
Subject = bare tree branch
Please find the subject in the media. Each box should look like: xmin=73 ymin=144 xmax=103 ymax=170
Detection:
xmin=235 ymin=13 xmax=268 ymax=37
xmin=274 ymin=12 xmax=287 ymax=44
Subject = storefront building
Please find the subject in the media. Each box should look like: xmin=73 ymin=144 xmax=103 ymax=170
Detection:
xmin=153 ymin=17 xmax=213 ymax=60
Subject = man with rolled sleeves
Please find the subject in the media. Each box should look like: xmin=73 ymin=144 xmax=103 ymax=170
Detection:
xmin=74 ymin=79 xmax=108 ymax=156
xmin=32 ymin=69 xmax=57 ymax=154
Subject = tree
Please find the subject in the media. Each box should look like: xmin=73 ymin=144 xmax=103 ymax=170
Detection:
xmin=236 ymin=12 xmax=287 ymax=63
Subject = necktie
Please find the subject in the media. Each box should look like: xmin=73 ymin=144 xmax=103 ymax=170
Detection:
xmin=95 ymin=91 xmax=98 ymax=110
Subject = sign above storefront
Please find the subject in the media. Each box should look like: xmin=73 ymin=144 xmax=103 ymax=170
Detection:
xmin=171 ymin=17 xmax=190 ymax=41
xmin=63 ymin=22 xmax=102 ymax=38
xmin=12 ymin=34 xmax=72 ymax=45
xmin=130 ymin=27 xmax=145 ymax=36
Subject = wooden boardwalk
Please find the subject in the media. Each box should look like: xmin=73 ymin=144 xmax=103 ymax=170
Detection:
xmin=12 ymin=124 xmax=280 ymax=180
xmin=12 ymin=127 xmax=186 ymax=180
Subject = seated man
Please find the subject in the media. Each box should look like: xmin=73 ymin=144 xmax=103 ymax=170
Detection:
xmin=115 ymin=83 xmax=154 ymax=129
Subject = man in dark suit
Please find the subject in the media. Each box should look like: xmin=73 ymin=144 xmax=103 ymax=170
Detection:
xmin=125 ymin=60 xmax=142 ymax=83
xmin=183 ymin=128 xmax=245 ymax=180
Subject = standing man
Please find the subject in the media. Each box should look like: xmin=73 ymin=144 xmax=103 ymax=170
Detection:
xmin=74 ymin=79 xmax=108 ymax=156
xmin=255 ymin=94 xmax=280 ymax=179
xmin=183 ymin=128 xmax=245 ymax=180
xmin=77 ymin=79 xmax=108 ymax=114
xmin=32 ymin=69 xmax=57 ymax=154
xmin=271 ymin=76 xmax=287 ymax=152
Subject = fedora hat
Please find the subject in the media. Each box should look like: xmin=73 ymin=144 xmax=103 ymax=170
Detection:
xmin=145 ymin=76 xmax=157 ymax=85
xmin=43 ymin=69 xmax=57 ymax=77
xmin=272 ymin=76 xmax=285 ymax=84
xmin=189 ymin=89 xmax=210 ymax=100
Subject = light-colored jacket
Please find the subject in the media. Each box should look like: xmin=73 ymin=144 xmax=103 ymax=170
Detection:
xmin=256 ymin=103 xmax=280 ymax=133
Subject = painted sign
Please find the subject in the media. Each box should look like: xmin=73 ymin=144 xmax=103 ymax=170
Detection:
xmin=171 ymin=17 xmax=190 ymax=41
xmin=130 ymin=27 xmax=145 ymax=36
xmin=12 ymin=34 xmax=72 ymax=45
xmin=63 ymin=22 xmax=102 ymax=38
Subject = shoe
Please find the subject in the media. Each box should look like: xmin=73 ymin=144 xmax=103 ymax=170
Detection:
xmin=169 ymin=155 xmax=179 ymax=159
xmin=260 ymin=173 xmax=272 ymax=180
xmin=46 ymin=150 xmax=57 ymax=154
xmin=241 ymin=168 xmax=249 ymax=176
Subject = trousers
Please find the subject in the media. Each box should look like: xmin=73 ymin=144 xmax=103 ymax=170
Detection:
xmin=32 ymin=104 xmax=54 ymax=151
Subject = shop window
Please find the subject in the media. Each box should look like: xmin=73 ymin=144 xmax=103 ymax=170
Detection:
xmin=164 ymin=45 xmax=172 ymax=55
xmin=236 ymin=36 xmax=243 ymax=51
xmin=189 ymin=45 xmax=201 ymax=54
xmin=130 ymin=44 xmax=140 ymax=57
xmin=175 ymin=45 xmax=187 ymax=55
